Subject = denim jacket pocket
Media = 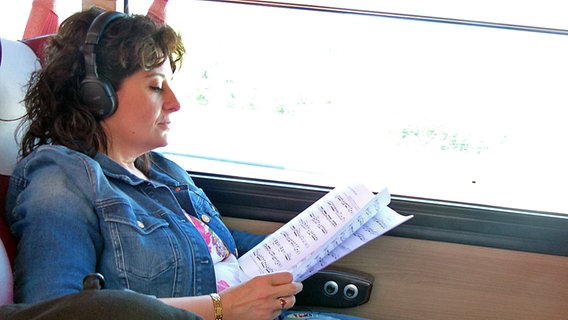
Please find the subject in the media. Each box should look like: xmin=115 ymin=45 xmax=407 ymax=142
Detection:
xmin=101 ymin=203 xmax=179 ymax=283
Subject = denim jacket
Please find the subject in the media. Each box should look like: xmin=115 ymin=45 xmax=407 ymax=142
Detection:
xmin=6 ymin=145 xmax=265 ymax=304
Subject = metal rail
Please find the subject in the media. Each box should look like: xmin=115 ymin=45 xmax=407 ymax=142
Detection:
xmin=200 ymin=0 xmax=568 ymax=36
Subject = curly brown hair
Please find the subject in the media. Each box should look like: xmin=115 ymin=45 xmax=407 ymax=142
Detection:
xmin=20 ymin=7 xmax=185 ymax=171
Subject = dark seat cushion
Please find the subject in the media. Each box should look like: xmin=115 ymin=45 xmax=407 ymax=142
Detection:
xmin=0 ymin=174 xmax=15 ymax=266
xmin=0 ymin=289 xmax=203 ymax=320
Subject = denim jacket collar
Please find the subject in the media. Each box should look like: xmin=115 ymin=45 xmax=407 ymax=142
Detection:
xmin=93 ymin=152 xmax=180 ymax=188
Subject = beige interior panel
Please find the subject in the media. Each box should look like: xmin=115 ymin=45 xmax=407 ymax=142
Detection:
xmin=224 ymin=216 xmax=568 ymax=320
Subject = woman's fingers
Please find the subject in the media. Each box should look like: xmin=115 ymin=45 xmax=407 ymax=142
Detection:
xmin=219 ymin=272 xmax=303 ymax=319
xmin=267 ymin=272 xmax=303 ymax=297
xmin=267 ymin=271 xmax=294 ymax=285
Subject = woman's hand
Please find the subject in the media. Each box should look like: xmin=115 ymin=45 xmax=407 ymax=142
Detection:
xmin=220 ymin=271 xmax=303 ymax=320
xmin=159 ymin=272 xmax=302 ymax=320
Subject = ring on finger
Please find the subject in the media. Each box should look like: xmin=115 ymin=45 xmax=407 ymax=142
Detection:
xmin=279 ymin=297 xmax=287 ymax=309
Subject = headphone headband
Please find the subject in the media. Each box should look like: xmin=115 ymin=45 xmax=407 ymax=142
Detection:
xmin=79 ymin=11 xmax=126 ymax=119
xmin=84 ymin=11 xmax=125 ymax=47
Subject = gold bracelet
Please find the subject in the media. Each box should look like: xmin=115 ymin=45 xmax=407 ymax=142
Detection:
xmin=209 ymin=293 xmax=223 ymax=320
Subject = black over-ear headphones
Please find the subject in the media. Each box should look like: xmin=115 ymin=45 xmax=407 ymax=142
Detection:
xmin=79 ymin=11 xmax=126 ymax=119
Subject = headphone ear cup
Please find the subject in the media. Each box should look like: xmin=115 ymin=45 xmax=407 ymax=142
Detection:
xmin=79 ymin=75 xmax=118 ymax=119
xmin=79 ymin=11 xmax=125 ymax=119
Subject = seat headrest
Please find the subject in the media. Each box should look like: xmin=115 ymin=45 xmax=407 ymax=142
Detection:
xmin=0 ymin=38 xmax=41 ymax=175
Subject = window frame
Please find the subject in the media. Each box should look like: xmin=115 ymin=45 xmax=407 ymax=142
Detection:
xmin=191 ymin=171 xmax=568 ymax=256
xmin=199 ymin=0 xmax=568 ymax=35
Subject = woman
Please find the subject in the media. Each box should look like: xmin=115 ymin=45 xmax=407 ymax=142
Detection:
xmin=6 ymin=7 xmax=302 ymax=320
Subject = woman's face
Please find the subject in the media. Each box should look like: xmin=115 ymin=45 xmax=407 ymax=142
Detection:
xmin=102 ymin=60 xmax=180 ymax=157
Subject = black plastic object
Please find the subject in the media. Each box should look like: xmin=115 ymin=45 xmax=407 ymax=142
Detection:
xmin=296 ymin=267 xmax=374 ymax=308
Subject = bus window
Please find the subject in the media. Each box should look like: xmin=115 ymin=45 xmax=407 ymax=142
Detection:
xmin=3 ymin=0 xmax=567 ymax=216
xmin=160 ymin=0 xmax=568 ymax=215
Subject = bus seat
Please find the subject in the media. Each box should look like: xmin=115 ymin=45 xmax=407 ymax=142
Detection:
xmin=21 ymin=34 xmax=51 ymax=63
xmin=0 ymin=37 xmax=44 ymax=270
xmin=147 ymin=0 xmax=169 ymax=24
xmin=23 ymin=0 xmax=59 ymax=39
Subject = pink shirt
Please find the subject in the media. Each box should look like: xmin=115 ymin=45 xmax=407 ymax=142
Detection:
xmin=186 ymin=214 xmax=244 ymax=292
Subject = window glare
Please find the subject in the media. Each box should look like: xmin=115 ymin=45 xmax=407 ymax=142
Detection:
xmin=2 ymin=1 xmax=567 ymax=215
xmin=162 ymin=1 xmax=568 ymax=215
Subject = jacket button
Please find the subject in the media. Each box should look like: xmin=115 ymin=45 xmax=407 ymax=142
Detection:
xmin=137 ymin=220 xmax=145 ymax=229
xmin=201 ymin=215 xmax=210 ymax=223
xmin=174 ymin=186 xmax=181 ymax=192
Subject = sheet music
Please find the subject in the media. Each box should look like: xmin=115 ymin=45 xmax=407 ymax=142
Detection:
xmin=239 ymin=183 xmax=375 ymax=279
xmin=294 ymin=205 xmax=413 ymax=281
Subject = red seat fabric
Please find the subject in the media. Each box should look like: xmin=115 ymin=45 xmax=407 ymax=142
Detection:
xmin=0 ymin=175 xmax=15 ymax=266
xmin=22 ymin=0 xmax=58 ymax=39
xmin=0 ymin=230 xmax=13 ymax=305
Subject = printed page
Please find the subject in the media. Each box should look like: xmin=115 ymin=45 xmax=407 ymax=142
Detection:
xmin=238 ymin=183 xmax=375 ymax=280
xmin=288 ymin=187 xmax=392 ymax=280
xmin=294 ymin=205 xmax=413 ymax=281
